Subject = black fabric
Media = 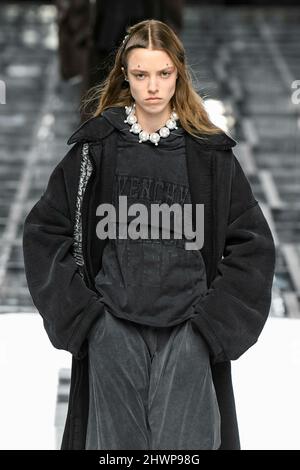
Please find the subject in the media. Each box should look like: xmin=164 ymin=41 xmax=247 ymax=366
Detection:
xmin=93 ymin=107 xmax=208 ymax=327
xmin=22 ymin=112 xmax=276 ymax=450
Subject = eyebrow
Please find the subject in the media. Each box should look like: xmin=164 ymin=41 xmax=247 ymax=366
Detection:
xmin=129 ymin=66 xmax=175 ymax=73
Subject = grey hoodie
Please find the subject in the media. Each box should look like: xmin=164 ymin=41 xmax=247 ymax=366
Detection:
xmin=93 ymin=106 xmax=208 ymax=327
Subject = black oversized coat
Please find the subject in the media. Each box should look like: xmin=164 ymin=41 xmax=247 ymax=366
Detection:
xmin=22 ymin=114 xmax=276 ymax=450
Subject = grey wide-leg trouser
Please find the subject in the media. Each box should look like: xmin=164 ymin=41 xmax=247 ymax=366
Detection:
xmin=85 ymin=308 xmax=221 ymax=450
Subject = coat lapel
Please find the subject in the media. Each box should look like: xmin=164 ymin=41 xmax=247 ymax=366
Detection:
xmin=86 ymin=134 xmax=119 ymax=285
xmin=185 ymin=134 xmax=215 ymax=284
xmin=185 ymin=133 xmax=236 ymax=285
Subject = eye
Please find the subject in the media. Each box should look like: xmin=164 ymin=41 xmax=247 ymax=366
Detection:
xmin=135 ymin=71 xmax=171 ymax=79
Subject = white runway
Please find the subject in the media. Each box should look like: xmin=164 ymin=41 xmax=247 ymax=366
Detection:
xmin=0 ymin=314 xmax=299 ymax=450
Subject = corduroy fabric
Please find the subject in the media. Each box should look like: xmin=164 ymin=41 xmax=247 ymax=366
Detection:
xmin=85 ymin=308 xmax=221 ymax=450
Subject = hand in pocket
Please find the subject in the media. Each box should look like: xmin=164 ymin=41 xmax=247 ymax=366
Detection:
xmin=87 ymin=309 xmax=107 ymax=343
xmin=189 ymin=318 xmax=211 ymax=358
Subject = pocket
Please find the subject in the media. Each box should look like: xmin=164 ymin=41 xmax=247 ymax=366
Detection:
xmin=87 ymin=309 xmax=107 ymax=343
xmin=188 ymin=318 xmax=211 ymax=359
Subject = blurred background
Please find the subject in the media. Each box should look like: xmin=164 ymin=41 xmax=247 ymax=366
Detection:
xmin=0 ymin=0 xmax=299 ymax=450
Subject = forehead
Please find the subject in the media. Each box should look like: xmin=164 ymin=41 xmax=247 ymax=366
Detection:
xmin=127 ymin=48 xmax=175 ymax=69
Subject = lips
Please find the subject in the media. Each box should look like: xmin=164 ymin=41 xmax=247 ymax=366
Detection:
xmin=146 ymin=98 xmax=161 ymax=101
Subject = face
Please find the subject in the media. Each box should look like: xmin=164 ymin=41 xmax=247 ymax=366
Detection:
xmin=124 ymin=48 xmax=178 ymax=116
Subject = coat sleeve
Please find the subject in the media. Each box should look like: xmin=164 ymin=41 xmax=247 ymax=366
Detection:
xmin=22 ymin=143 xmax=105 ymax=360
xmin=190 ymin=152 xmax=276 ymax=364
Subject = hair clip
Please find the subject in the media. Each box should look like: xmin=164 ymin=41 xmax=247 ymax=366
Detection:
xmin=122 ymin=34 xmax=129 ymax=45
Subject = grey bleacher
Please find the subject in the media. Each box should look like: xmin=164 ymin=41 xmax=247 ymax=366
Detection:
xmin=0 ymin=2 xmax=299 ymax=448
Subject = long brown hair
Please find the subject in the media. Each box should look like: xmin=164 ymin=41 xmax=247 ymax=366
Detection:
xmin=80 ymin=19 xmax=223 ymax=140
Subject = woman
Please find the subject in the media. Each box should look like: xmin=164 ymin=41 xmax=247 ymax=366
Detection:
xmin=22 ymin=19 xmax=276 ymax=450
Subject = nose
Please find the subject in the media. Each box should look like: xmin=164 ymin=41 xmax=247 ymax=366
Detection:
xmin=148 ymin=75 xmax=159 ymax=92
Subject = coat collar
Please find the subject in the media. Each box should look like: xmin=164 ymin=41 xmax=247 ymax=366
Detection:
xmin=67 ymin=114 xmax=237 ymax=150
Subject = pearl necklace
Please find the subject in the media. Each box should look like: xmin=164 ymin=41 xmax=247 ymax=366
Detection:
xmin=124 ymin=103 xmax=179 ymax=146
